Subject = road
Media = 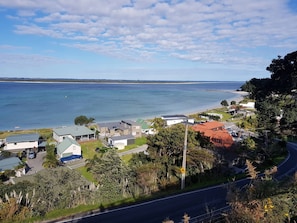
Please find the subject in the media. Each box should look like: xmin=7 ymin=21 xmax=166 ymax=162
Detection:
xmin=57 ymin=143 xmax=297 ymax=223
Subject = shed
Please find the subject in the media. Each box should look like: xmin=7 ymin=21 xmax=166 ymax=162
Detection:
xmin=108 ymin=135 xmax=135 ymax=150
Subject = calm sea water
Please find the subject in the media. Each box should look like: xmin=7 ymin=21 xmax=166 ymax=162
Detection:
xmin=0 ymin=81 xmax=244 ymax=131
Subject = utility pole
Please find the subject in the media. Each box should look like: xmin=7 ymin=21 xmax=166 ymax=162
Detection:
xmin=181 ymin=122 xmax=188 ymax=190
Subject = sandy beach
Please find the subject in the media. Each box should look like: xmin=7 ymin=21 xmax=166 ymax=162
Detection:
xmin=183 ymin=90 xmax=248 ymax=117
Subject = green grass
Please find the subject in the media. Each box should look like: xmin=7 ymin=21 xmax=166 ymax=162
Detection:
xmin=0 ymin=128 xmax=53 ymax=140
xmin=118 ymin=136 xmax=147 ymax=152
xmin=42 ymin=204 xmax=101 ymax=222
xmin=76 ymin=166 xmax=96 ymax=183
xmin=80 ymin=140 xmax=103 ymax=160
xmin=135 ymin=137 xmax=147 ymax=145
xmin=121 ymin=154 xmax=133 ymax=163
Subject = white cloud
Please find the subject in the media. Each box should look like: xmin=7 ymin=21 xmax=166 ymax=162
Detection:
xmin=1 ymin=0 xmax=297 ymax=71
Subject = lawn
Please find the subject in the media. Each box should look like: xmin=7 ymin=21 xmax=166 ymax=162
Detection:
xmin=76 ymin=166 xmax=96 ymax=183
xmin=0 ymin=128 xmax=53 ymax=139
xmin=80 ymin=140 xmax=103 ymax=160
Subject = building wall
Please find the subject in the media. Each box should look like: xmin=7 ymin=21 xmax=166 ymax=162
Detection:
xmin=58 ymin=144 xmax=81 ymax=158
xmin=5 ymin=141 xmax=38 ymax=151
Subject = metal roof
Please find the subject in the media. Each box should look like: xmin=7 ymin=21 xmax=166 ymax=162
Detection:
xmin=53 ymin=125 xmax=95 ymax=137
xmin=0 ymin=157 xmax=22 ymax=171
xmin=57 ymin=137 xmax=80 ymax=155
xmin=110 ymin=135 xmax=135 ymax=141
xmin=161 ymin=115 xmax=188 ymax=120
xmin=6 ymin=133 xmax=40 ymax=143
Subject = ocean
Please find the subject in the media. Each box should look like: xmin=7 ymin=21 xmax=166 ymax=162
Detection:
xmin=0 ymin=81 xmax=244 ymax=131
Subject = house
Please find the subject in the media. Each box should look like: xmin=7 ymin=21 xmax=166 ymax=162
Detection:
xmin=57 ymin=137 xmax=82 ymax=162
xmin=239 ymin=101 xmax=255 ymax=109
xmin=161 ymin=115 xmax=194 ymax=126
xmin=98 ymin=120 xmax=142 ymax=138
xmin=53 ymin=125 xmax=96 ymax=143
xmin=136 ymin=119 xmax=155 ymax=135
xmin=4 ymin=133 xmax=40 ymax=152
xmin=0 ymin=157 xmax=26 ymax=177
xmin=108 ymin=135 xmax=135 ymax=150
xmin=192 ymin=121 xmax=233 ymax=148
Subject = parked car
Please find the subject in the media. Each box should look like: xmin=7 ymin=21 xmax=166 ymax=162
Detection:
xmin=28 ymin=151 xmax=36 ymax=159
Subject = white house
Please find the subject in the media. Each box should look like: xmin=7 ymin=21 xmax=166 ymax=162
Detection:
xmin=108 ymin=135 xmax=135 ymax=150
xmin=4 ymin=133 xmax=39 ymax=152
xmin=57 ymin=137 xmax=82 ymax=161
xmin=161 ymin=115 xmax=194 ymax=126
xmin=239 ymin=101 xmax=255 ymax=109
xmin=53 ymin=125 xmax=96 ymax=143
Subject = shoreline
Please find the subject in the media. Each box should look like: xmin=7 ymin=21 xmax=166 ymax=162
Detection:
xmin=0 ymin=79 xmax=243 ymax=85
xmin=0 ymin=90 xmax=248 ymax=133
xmin=183 ymin=90 xmax=248 ymax=116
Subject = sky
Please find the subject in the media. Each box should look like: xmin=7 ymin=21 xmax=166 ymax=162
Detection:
xmin=0 ymin=0 xmax=297 ymax=81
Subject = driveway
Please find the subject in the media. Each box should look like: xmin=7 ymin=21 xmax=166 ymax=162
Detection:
xmin=119 ymin=144 xmax=148 ymax=156
xmin=26 ymin=151 xmax=46 ymax=175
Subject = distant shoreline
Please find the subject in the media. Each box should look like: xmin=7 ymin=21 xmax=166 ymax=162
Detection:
xmin=0 ymin=77 xmax=244 ymax=85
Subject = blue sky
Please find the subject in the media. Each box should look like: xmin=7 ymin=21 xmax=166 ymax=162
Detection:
xmin=0 ymin=0 xmax=296 ymax=81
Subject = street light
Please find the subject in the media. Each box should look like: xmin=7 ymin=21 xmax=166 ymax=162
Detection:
xmin=181 ymin=122 xmax=188 ymax=190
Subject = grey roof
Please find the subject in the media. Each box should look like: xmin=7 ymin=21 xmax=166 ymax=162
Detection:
xmin=0 ymin=157 xmax=22 ymax=171
xmin=110 ymin=135 xmax=135 ymax=141
xmin=98 ymin=120 xmax=140 ymax=130
xmin=53 ymin=125 xmax=94 ymax=137
xmin=98 ymin=122 xmax=122 ymax=129
xmin=161 ymin=115 xmax=188 ymax=120
xmin=57 ymin=137 xmax=80 ymax=155
xmin=121 ymin=120 xmax=138 ymax=125
xmin=6 ymin=133 xmax=40 ymax=143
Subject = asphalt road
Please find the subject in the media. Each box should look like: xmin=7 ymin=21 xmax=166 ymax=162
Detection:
xmin=57 ymin=143 xmax=297 ymax=223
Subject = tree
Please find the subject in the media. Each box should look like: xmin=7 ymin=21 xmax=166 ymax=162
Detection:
xmin=87 ymin=149 xmax=134 ymax=202
xmin=74 ymin=115 xmax=94 ymax=125
xmin=43 ymin=144 xmax=59 ymax=169
xmin=221 ymin=99 xmax=229 ymax=107
xmin=267 ymin=51 xmax=297 ymax=94
xmin=32 ymin=168 xmax=94 ymax=215
xmin=230 ymin=100 xmax=236 ymax=105
xmin=151 ymin=117 xmax=166 ymax=131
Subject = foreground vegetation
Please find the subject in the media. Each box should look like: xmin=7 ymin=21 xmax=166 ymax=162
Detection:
xmin=0 ymin=50 xmax=297 ymax=222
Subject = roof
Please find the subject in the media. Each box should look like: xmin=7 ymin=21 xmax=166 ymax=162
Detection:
xmin=53 ymin=125 xmax=94 ymax=137
xmin=0 ymin=157 xmax=22 ymax=171
xmin=121 ymin=120 xmax=138 ymax=125
xmin=57 ymin=137 xmax=80 ymax=155
xmin=110 ymin=135 xmax=135 ymax=141
xmin=161 ymin=115 xmax=188 ymax=120
xmin=192 ymin=121 xmax=224 ymax=131
xmin=6 ymin=133 xmax=40 ymax=143
xmin=136 ymin=119 xmax=151 ymax=129
xmin=98 ymin=120 xmax=140 ymax=130
xmin=191 ymin=121 xmax=233 ymax=148
xmin=98 ymin=122 xmax=124 ymax=129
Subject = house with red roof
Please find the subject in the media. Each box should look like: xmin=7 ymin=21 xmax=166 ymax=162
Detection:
xmin=191 ymin=121 xmax=233 ymax=148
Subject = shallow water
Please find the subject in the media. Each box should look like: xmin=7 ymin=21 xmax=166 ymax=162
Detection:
xmin=0 ymin=81 xmax=243 ymax=130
